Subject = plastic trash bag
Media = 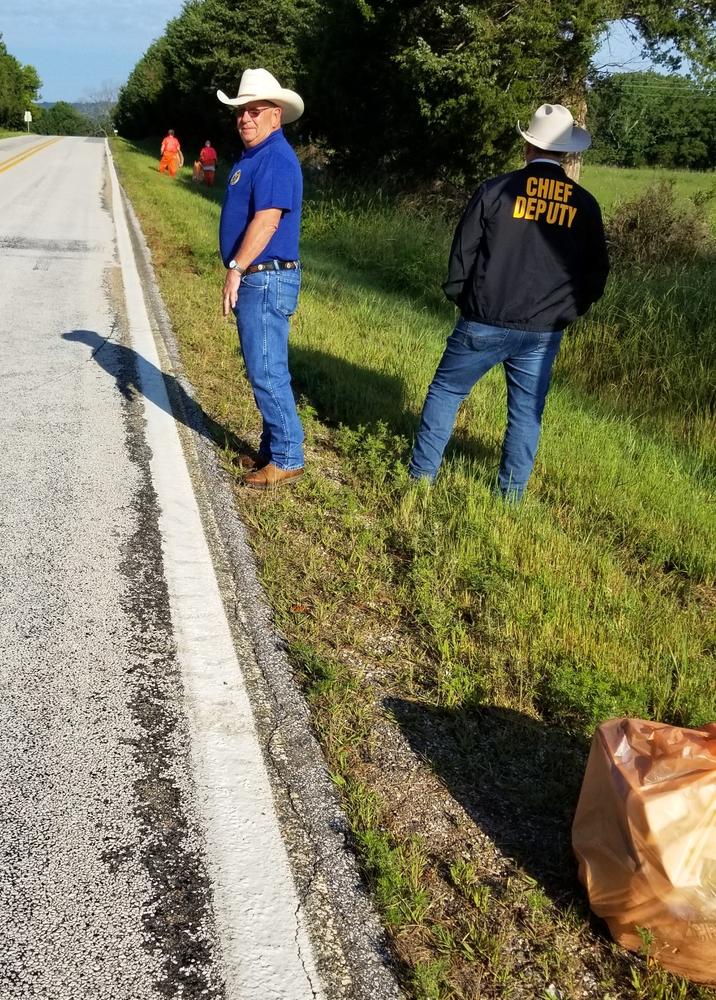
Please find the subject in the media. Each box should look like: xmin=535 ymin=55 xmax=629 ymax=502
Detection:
xmin=572 ymin=717 xmax=716 ymax=984
xmin=192 ymin=160 xmax=204 ymax=183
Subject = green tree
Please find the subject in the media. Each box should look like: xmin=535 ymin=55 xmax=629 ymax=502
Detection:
xmin=305 ymin=2 xmax=716 ymax=185
xmin=113 ymin=1 xmax=716 ymax=185
xmin=114 ymin=39 xmax=172 ymax=138
xmin=0 ymin=34 xmax=42 ymax=129
xmin=21 ymin=64 xmax=42 ymax=111
xmin=33 ymin=101 xmax=94 ymax=136
xmin=299 ymin=1 xmax=582 ymax=185
xmin=589 ymin=72 xmax=716 ymax=168
xmin=115 ymin=0 xmax=317 ymax=148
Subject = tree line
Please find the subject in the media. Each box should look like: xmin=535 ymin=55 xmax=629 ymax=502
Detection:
xmin=0 ymin=34 xmax=41 ymax=129
xmin=31 ymin=101 xmax=116 ymax=137
xmin=109 ymin=3 xmax=714 ymax=186
xmin=590 ymin=72 xmax=716 ymax=170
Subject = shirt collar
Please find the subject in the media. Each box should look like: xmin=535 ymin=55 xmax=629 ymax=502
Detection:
xmin=529 ymin=158 xmax=564 ymax=167
xmin=241 ymin=128 xmax=284 ymax=159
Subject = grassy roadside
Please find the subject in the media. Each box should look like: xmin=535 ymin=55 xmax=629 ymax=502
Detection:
xmin=112 ymin=140 xmax=716 ymax=1000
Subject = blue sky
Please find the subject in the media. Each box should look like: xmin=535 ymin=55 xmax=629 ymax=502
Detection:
xmin=3 ymin=7 xmax=661 ymax=104
xmin=594 ymin=20 xmax=668 ymax=75
xmin=2 ymin=0 xmax=184 ymax=102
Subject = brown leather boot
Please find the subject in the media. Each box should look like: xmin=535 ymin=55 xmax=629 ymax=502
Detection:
xmin=244 ymin=463 xmax=304 ymax=490
xmin=237 ymin=452 xmax=269 ymax=472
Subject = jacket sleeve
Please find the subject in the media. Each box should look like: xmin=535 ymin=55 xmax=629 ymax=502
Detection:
xmin=442 ymin=185 xmax=486 ymax=305
xmin=583 ymin=200 xmax=610 ymax=307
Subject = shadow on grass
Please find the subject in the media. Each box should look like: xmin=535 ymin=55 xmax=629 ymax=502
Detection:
xmin=175 ymin=168 xmax=227 ymax=205
xmin=290 ymin=241 xmax=502 ymax=471
xmin=295 ymin=249 xmax=714 ymax=490
xmin=62 ymin=330 xmax=257 ymax=459
xmin=300 ymin=238 xmax=451 ymax=320
xmin=289 ymin=343 xmax=500 ymax=471
xmin=290 ymin=343 xmax=410 ymax=432
xmin=387 ymin=697 xmax=590 ymax=904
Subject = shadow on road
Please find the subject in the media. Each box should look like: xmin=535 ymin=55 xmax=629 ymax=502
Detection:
xmin=62 ymin=329 xmax=254 ymax=456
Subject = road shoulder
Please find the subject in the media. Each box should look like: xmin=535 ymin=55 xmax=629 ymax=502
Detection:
xmin=107 ymin=142 xmax=404 ymax=1000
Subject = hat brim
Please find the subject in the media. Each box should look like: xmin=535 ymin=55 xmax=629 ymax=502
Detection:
xmin=217 ymin=88 xmax=304 ymax=124
xmin=517 ymin=122 xmax=591 ymax=153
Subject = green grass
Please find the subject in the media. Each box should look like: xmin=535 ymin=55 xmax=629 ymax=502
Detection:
xmin=112 ymin=140 xmax=716 ymax=1000
xmin=582 ymin=163 xmax=716 ymax=220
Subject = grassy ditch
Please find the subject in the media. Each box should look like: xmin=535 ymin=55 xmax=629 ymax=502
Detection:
xmin=112 ymin=140 xmax=716 ymax=1000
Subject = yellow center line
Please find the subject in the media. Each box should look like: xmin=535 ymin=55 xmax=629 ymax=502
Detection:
xmin=0 ymin=137 xmax=61 ymax=174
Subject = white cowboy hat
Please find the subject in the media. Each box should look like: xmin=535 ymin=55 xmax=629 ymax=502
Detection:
xmin=517 ymin=103 xmax=591 ymax=153
xmin=217 ymin=68 xmax=304 ymax=124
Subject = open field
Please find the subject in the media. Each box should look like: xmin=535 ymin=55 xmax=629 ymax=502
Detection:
xmin=112 ymin=140 xmax=715 ymax=1000
xmin=582 ymin=163 xmax=716 ymax=218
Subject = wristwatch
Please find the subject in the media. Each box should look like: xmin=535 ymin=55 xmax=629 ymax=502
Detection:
xmin=228 ymin=260 xmax=245 ymax=274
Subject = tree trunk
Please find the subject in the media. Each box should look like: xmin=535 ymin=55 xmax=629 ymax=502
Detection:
xmin=562 ymin=151 xmax=582 ymax=181
xmin=562 ymin=91 xmax=588 ymax=182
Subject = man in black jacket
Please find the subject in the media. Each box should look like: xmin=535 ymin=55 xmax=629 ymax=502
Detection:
xmin=409 ymin=104 xmax=609 ymax=499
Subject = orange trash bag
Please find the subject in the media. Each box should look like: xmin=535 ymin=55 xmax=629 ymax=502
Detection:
xmin=572 ymin=717 xmax=716 ymax=984
xmin=192 ymin=160 xmax=204 ymax=183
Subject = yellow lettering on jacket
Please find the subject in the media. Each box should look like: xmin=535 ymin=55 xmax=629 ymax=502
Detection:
xmin=513 ymin=174 xmax=579 ymax=228
xmin=536 ymin=176 xmax=551 ymax=199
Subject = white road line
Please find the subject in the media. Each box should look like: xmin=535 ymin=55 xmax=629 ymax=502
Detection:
xmin=105 ymin=143 xmax=322 ymax=1000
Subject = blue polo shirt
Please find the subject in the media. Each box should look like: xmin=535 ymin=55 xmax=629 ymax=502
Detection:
xmin=219 ymin=129 xmax=303 ymax=267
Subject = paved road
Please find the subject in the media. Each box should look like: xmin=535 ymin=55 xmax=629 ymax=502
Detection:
xmin=0 ymin=135 xmax=321 ymax=999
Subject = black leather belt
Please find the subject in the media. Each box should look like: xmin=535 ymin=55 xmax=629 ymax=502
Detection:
xmin=244 ymin=259 xmax=300 ymax=275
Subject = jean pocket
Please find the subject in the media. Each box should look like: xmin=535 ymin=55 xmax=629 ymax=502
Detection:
xmin=452 ymin=322 xmax=509 ymax=351
xmin=277 ymin=272 xmax=301 ymax=317
xmin=241 ymin=272 xmax=268 ymax=290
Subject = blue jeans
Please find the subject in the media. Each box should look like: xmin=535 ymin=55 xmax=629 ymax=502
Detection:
xmin=409 ymin=320 xmax=564 ymax=498
xmin=234 ymin=267 xmax=304 ymax=470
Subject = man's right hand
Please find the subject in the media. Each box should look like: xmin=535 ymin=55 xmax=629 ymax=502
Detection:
xmin=223 ymin=269 xmax=241 ymax=316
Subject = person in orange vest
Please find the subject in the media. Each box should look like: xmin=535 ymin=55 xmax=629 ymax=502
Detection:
xmin=159 ymin=130 xmax=181 ymax=177
xmin=199 ymin=140 xmax=217 ymax=186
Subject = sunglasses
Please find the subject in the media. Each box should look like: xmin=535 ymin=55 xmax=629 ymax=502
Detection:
xmin=237 ymin=106 xmax=276 ymax=121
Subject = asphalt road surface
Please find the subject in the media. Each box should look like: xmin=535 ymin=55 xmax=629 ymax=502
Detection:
xmin=0 ymin=135 xmax=325 ymax=1000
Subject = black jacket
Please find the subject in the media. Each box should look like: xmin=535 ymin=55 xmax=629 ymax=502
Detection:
xmin=444 ymin=161 xmax=609 ymax=331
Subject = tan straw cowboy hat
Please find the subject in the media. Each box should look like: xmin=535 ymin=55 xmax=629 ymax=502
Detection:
xmin=217 ymin=68 xmax=304 ymax=124
xmin=517 ymin=103 xmax=591 ymax=153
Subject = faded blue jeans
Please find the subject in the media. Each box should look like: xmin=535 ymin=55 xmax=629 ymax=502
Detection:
xmin=409 ymin=319 xmax=564 ymax=498
xmin=234 ymin=266 xmax=304 ymax=470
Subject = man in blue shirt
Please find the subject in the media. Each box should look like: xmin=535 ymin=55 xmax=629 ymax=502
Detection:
xmin=218 ymin=69 xmax=305 ymax=490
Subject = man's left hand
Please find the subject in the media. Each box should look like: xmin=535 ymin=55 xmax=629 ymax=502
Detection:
xmin=223 ymin=269 xmax=241 ymax=316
